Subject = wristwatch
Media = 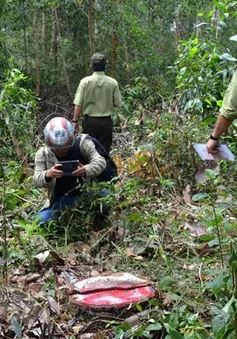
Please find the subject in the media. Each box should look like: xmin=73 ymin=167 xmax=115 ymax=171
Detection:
xmin=210 ymin=135 xmax=219 ymax=141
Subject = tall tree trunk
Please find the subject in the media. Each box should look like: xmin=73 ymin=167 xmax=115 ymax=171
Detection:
xmin=111 ymin=0 xmax=119 ymax=78
xmin=147 ymin=0 xmax=155 ymax=26
xmin=211 ymin=6 xmax=220 ymax=39
xmin=9 ymin=129 xmax=29 ymax=177
xmin=22 ymin=0 xmax=28 ymax=74
xmin=33 ymin=10 xmax=40 ymax=96
xmin=111 ymin=29 xmax=117 ymax=78
xmin=88 ymin=0 xmax=95 ymax=56
xmin=120 ymin=0 xmax=130 ymax=82
xmin=4 ymin=112 xmax=30 ymax=177
xmin=174 ymin=5 xmax=181 ymax=51
xmin=54 ymin=7 xmax=73 ymax=99
xmin=42 ymin=11 xmax=46 ymax=60
xmin=195 ymin=18 xmax=201 ymax=38
xmin=50 ymin=7 xmax=58 ymax=72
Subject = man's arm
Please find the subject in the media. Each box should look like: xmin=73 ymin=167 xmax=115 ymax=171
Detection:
xmin=79 ymin=137 xmax=106 ymax=178
xmin=207 ymin=115 xmax=232 ymax=153
xmin=113 ymin=83 xmax=122 ymax=108
xmin=73 ymin=104 xmax=82 ymax=121
xmin=73 ymin=80 xmax=86 ymax=132
xmin=207 ymin=70 xmax=237 ymax=153
xmin=33 ymin=148 xmax=63 ymax=187
xmin=73 ymin=105 xmax=82 ymax=133
xmin=211 ymin=114 xmax=233 ymax=138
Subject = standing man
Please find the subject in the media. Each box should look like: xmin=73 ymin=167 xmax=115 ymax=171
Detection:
xmin=73 ymin=53 xmax=122 ymax=153
xmin=207 ymin=70 xmax=237 ymax=153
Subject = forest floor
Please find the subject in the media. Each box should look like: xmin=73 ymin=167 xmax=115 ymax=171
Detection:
xmin=0 ymin=130 xmax=235 ymax=339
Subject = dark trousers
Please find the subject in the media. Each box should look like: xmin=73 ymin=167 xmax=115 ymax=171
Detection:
xmin=82 ymin=116 xmax=113 ymax=153
xmin=35 ymin=189 xmax=110 ymax=225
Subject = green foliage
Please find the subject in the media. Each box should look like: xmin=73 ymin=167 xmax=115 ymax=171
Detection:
xmin=150 ymin=114 xmax=207 ymax=188
xmin=171 ymin=0 xmax=237 ymax=116
xmin=122 ymin=77 xmax=161 ymax=117
xmin=0 ymin=0 xmax=217 ymax=100
xmin=2 ymin=2 xmax=237 ymax=338
xmin=171 ymin=36 xmax=236 ymax=116
xmin=111 ymin=302 xmax=210 ymax=338
xmin=112 ymin=321 xmax=162 ymax=339
xmin=0 ymin=67 xmax=37 ymax=160
xmin=42 ymin=182 xmax=116 ymax=245
xmin=189 ymin=172 xmax=237 ymax=338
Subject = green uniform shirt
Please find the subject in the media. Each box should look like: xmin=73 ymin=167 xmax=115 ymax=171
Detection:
xmin=220 ymin=70 xmax=237 ymax=121
xmin=73 ymin=71 xmax=122 ymax=117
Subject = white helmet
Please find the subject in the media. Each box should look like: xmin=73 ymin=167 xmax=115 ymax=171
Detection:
xmin=44 ymin=117 xmax=75 ymax=149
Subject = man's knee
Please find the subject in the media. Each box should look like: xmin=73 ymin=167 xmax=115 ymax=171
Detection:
xmin=35 ymin=208 xmax=55 ymax=225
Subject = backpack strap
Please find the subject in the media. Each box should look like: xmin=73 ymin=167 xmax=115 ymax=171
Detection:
xmin=70 ymin=135 xmax=86 ymax=164
xmin=75 ymin=135 xmax=118 ymax=182
xmin=78 ymin=134 xmax=89 ymax=158
xmin=73 ymin=134 xmax=96 ymax=165
xmin=84 ymin=135 xmax=110 ymax=159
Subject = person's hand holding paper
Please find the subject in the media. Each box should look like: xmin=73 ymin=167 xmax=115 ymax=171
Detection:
xmin=193 ymin=144 xmax=235 ymax=161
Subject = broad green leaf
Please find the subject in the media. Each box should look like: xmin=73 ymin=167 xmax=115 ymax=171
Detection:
xmin=114 ymin=329 xmax=125 ymax=339
xmin=218 ymin=21 xmax=226 ymax=28
xmin=192 ymin=193 xmax=210 ymax=202
xmin=222 ymin=295 xmax=235 ymax=314
xmin=169 ymin=313 xmax=179 ymax=329
xmin=168 ymin=327 xmax=184 ymax=339
xmin=11 ymin=317 xmax=22 ymax=339
xmin=220 ymin=53 xmax=237 ymax=61
xmin=212 ymin=312 xmax=231 ymax=338
xmin=215 ymin=202 xmax=231 ymax=209
xmin=199 ymin=234 xmax=214 ymax=242
xmin=160 ymin=276 xmax=175 ymax=290
xmin=136 ymin=303 xmax=143 ymax=312
xmin=208 ymin=239 xmax=219 ymax=247
xmin=146 ymin=323 xmax=162 ymax=331
xmin=230 ymin=34 xmax=237 ymax=42
xmin=232 ymin=120 xmax=237 ymax=128
xmin=206 ymin=272 xmax=230 ymax=291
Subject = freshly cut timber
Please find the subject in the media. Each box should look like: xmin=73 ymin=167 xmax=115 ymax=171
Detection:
xmin=71 ymin=272 xmax=151 ymax=294
xmin=71 ymin=285 xmax=155 ymax=308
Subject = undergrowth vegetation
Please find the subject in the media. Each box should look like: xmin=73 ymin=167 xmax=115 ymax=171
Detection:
xmin=1 ymin=102 xmax=237 ymax=337
xmin=2 ymin=25 xmax=237 ymax=339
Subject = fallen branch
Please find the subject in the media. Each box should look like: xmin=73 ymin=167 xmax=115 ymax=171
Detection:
xmin=124 ymin=310 xmax=150 ymax=326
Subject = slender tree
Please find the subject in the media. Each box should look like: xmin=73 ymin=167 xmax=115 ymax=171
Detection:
xmin=54 ymin=6 xmax=72 ymax=99
xmin=33 ymin=9 xmax=40 ymax=96
xmin=88 ymin=0 xmax=95 ymax=55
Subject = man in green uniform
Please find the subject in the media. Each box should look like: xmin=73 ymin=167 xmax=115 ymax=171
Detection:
xmin=73 ymin=53 xmax=122 ymax=153
xmin=207 ymin=70 xmax=237 ymax=153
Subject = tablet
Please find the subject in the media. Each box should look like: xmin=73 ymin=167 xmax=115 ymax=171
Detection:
xmin=58 ymin=160 xmax=78 ymax=176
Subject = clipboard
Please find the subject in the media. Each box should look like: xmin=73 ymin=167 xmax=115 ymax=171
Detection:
xmin=193 ymin=143 xmax=235 ymax=161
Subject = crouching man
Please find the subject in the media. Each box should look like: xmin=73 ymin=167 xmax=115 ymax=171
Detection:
xmin=33 ymin=117 xmax=106 ymax=225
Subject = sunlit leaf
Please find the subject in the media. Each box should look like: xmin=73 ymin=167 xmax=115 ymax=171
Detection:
xmin=160 ymin=276 xmax=175 ymax=290
xmin=11 ymin=317 xmax=22 ymax=339
xmin=146 ymin=323 xmax=162 ymax=331
xmin=220 ymin=53 xmax=237 ymax=61
xmin=230 ymin=34 xmax=237 ymax=42
xmin=222 ymin=295 xmax=235 ymax=314
xmin=192 ymin=193 xmax=210 ymax=202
